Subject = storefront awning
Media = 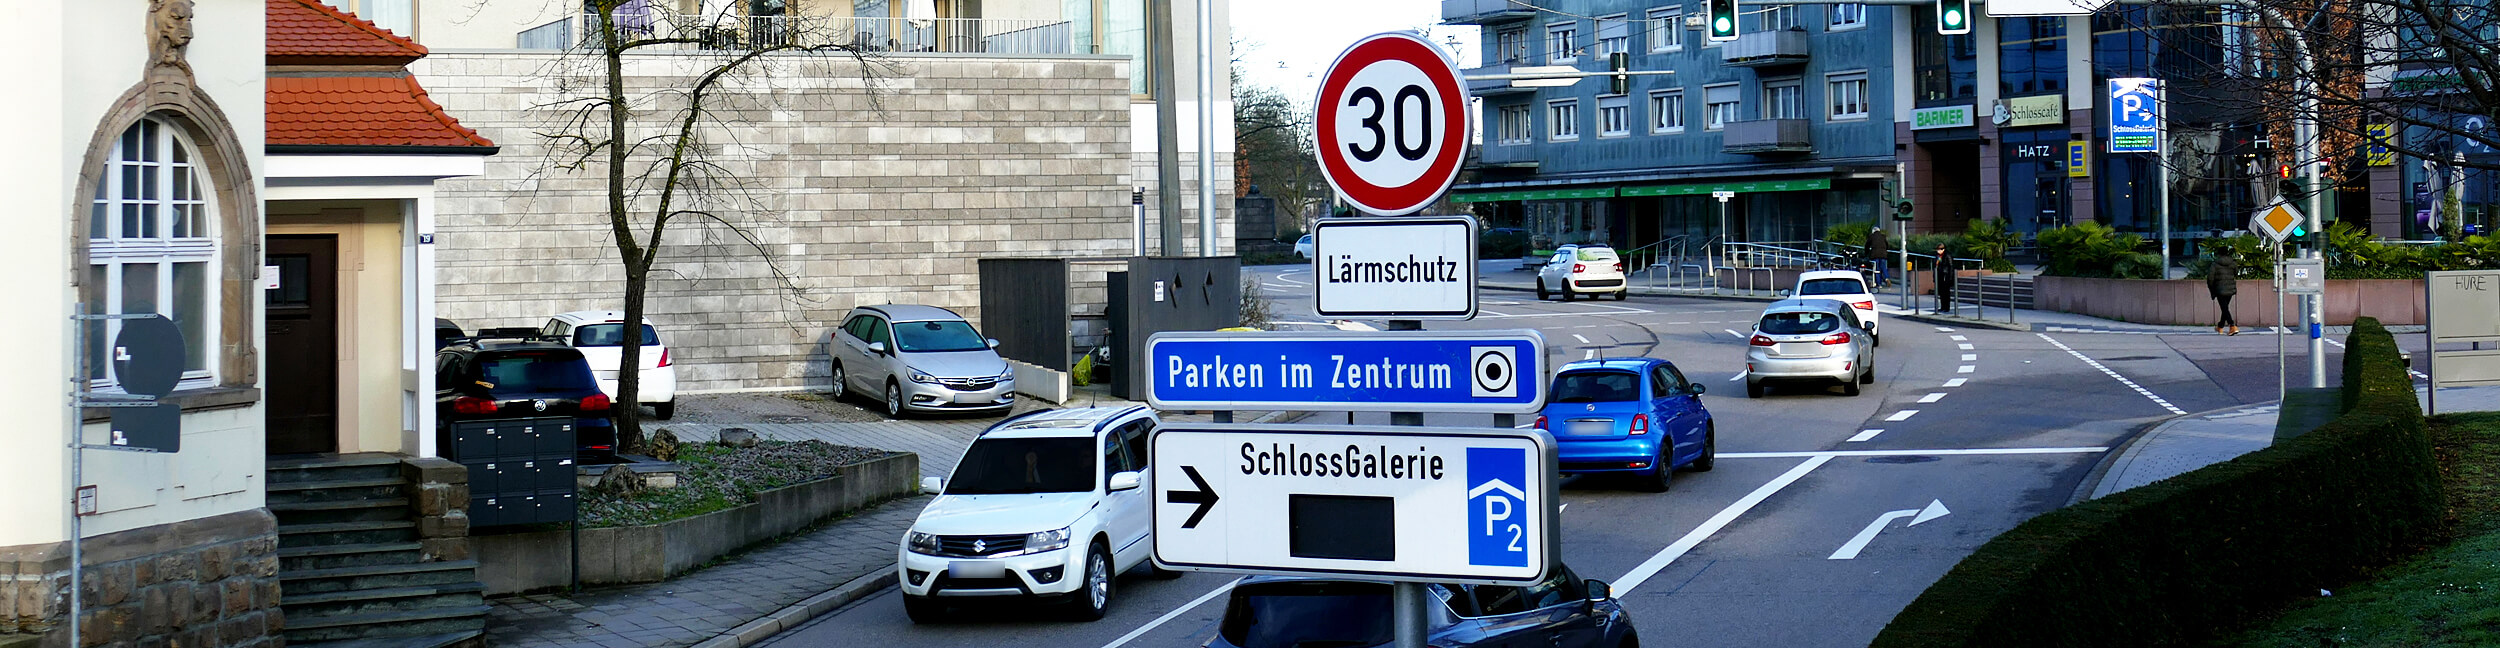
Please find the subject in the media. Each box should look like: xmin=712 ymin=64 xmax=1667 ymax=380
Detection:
xmin=1449 ymin=187 xmax=1618 ymax=203
xmin=1618 ymin=178 xmax=1830 ymax=197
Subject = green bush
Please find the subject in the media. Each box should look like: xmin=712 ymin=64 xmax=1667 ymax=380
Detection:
xmin=2036 ymin=222 xmax=2161 ymax=278
xmin=2188 ymin=235 xmax=2280 ymax=280
xmin=1824 ymin=220 xmax=1874 ymax=248
xmin=1960 ymin=218 xmax=2018 ymax=264
xmin=1872 ymin=318 xmax=2442 ymax=647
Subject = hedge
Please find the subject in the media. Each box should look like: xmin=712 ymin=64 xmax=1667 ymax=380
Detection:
xmin=1871 ymin=317 xmax=2443 ymax=647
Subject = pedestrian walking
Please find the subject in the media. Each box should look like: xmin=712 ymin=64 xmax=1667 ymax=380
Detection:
xmin=1931 ymin=243 xmax=1954 ymax=314
xmin=1866 ymin=226 xmax=1891 ymax=287
xmin=2208 ymin=249 xmax=2240 ymax=335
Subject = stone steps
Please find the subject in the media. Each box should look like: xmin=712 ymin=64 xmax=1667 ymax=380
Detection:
xmin=271 ymin=455 xmax=484 ymax=645
xmin=278 ymin=541 xmax=426 ymax=571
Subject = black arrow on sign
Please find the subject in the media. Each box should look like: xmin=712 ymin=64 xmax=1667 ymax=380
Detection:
xmin=1167 ymin=465 xmax=1220 ymax=529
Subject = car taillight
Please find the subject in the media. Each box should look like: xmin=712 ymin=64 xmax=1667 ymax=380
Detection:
xmin=656 ymin=348 xmax=671 ymax=368
xmin=580 ymin=393 xmax=612 ymax=413
xmin=1573 ymin=263 xmax=1586 ymax=273
xmin=1534 ymin=415 xmax=1548 ymax=430
xmin=1614 ymin=262 xmax=1625 ymax=272
xmin=1852 ymin=301 xmax=1874 ymax=311
xmin=1820 ymin=332 xmax=1853 ymax=345
xmin=1629 ymin=414 xmax=1649 ymax=435
xmin=452 ymin=396 xmax=497 ymax=415
xmin=1749 ymin=335 xmax=1777 ymax=346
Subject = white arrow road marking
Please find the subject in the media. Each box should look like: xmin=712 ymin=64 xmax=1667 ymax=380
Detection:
xmin=1886 ymin=410 xmax=1920 ymax=421
xmin=1943 ymin=378 xmax=1967 ymax=388
xmin=1847 ymin=429 xmax=1884 ymax=442
xmin=1725 ymin=329 xmax=1745 ymax=339
xmin=2036 ymin=333 xmax=2186 ymax=415
xmin=1729 ymin=371 xmax=1747 ymax=381
xmin=1829 ymin=500 xmax=1951 ymax=560
xmin=1097 ymin=578 xmax=1242 ymax=648
xmin=1918 ymin=393 xmax=1947 ymax=403
xmin=1614 ymin=456 xmax=1835 ymax=595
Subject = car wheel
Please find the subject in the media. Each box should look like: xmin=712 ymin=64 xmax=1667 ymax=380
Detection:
xmin=1692 ymin=425 xmax=1716 ymax=472
xmin=1860 ymin=363 xmax=1877 ymax=385
xmin=1745 ymin=380 xmax=1764 ymax=398
xmin=1070 ymin=543 xmax=1114 ymax=621
xmin=1872 ymin=332 xmax=1882 ymax=348
xmin=902 ymin=594 xmax=945 ymax=624
xmin=1536 ymin=279 xmax=1550 ymax=300
xmin=653 ymin=401 xmax=675 ymax=420
xmin=1842 ymin=375 xmax=1863 ymax=397
xmin=1637 ymin=445 xmax=1672 ymax=493
xmin=1611 ymin=288 xmax=1628 ymax=301
xmin=884 ymin=381 xmax=907 ymax=419
xmin=829 ymin=364 xmax=849 ymax=400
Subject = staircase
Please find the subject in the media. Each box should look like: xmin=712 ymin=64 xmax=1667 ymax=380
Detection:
xmin=269 ymin=454 xmax=486 ymax=648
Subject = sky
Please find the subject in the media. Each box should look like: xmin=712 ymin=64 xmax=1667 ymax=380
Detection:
xmin=1232 ymin=0 xmax=1482 ymax=111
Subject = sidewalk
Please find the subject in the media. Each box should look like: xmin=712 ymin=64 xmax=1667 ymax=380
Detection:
xmin=2087 ymin=385 xmax=2500 ymax=501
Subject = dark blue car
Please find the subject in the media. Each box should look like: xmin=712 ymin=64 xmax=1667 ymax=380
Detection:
xmin=1208 ymin=564 xmax=1635 ymax=648
xmin=1536 ymin=358 xmax=1716 ymax=492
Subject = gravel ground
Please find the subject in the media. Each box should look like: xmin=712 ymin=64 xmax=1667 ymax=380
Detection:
xmin=581 ymin=439 xmax=894 ymax=527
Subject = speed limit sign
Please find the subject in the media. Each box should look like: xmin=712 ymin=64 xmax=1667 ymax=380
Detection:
xmin=1316 ymin=32 xmax=1473 ymax=216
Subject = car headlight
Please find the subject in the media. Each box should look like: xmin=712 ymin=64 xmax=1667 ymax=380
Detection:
xmin=997 ymin=366 xmax=1014 ymax=380
xmin=1026 ymin=527 xmax=1070 ymax=553
xmin=908 ymin=368 xmax=938 ymax=384
xmin=908 ymin=531 xmax=941 ymax=555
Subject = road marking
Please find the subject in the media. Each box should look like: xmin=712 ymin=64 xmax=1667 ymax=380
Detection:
xmin=1830 ymin=500 xmax=1951 ymax=560
xmin=1668 ymin=321 xmax=1691 ymax=325
xmin=1918 ymin=393 xmax=1946 ymax=403
xmin=1957 ymin=343 xmax=1974 ymax=350
xmin=1957 ymin=365 xmax=1975 ymax=373
xmin=1573 ymin=334 xmax=1591 ymax=344
xmin=1886 ymin=410 xmax=1920 ymax=421
xmin=1480 ymin=309 xmax=1511 ymax=317
xmin=1272 ymin=271 xmax=1311 ymax=286
xmin=1262 ymin=283 xmax=1289 ymax=290
xmin=1943 ymin=378 xmax=1967 ymax=388
xmin=2035 ymin=333 xmax=2187 ymax=415
xmin=1515 ymin=421 xmax=1537 ymax=428
xmin=1614 ymin=456 xmax=1835 ymax=595
xmin=1847 ymin=429 xmax=1884 ymax=442
xmin=1478 ymin=305 xmax=1655 ymax=319
xmin=1729 ymin=371 xmax=1747 ymax=381
xmin=1719 ymin=447 xmax=2110 ymax=459
xmin=1949 ymin=335 xmax=1967 ymax=341
xmin=1725 ymin=329 xmax=1746 ymax=339
xmin=1583 ymin=349 xmax=1596 ymax=360
xmin=2322 ymin=337 xmax=2430 ymax=379
xmin=1960 ymin=354 xmax=1978 ymax=361
xmin=1935 ymin=326 xmax=1956 ymax=332
xmin=1334 ymin=321 xmax=1379 ymax=332
xmin=1097 ymin=578 xmax=1242 ymax=648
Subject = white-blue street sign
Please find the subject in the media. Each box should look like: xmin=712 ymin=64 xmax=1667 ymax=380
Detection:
xmin=2109 ymin=78 xmax=2162 ymax=154
xmin=1146 ymin=330 xmax=1547 ymax=414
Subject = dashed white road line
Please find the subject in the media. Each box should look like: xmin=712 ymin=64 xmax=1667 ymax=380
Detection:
xmin=2321 ymin=337 xmax=2430 ymax=379
xmin=1725 ymin=329 xmax=1745 ymax=339
xmin=2035 ymin=333 xmax=2187 ymax=415
xmin=1943 ymin=378 xmax=1967 ymax=388
xmin=1949 ymin=335 xmax=1967 ymax=341
xmin=1918 ymin=393 xmax=1947 ymax=403
xmin=1935 ymin=326 xmax=1957 ymax=332
xmin=1960 ymin=354 xmax=1979 ymax=361
xmin=1886 ymin=410 xmax=1921 ymax=421
xmin=1957 ymin=365 xmax=1975 ymax=373
xmin=1613 ymin=456 xmax=1835 ymax=595
xmin=1847 ymin=429 xmax=1884 ymax=442
xmin=1957 ymin=343 xmax=1975 ymax=350
xmin=1582 ymin=349 xmax=1596 ymax=360
xmin=1573 ymin=334 xmax=1591 ymax=344
xmin=1097 ymin=578 xmax=1242 ymax=648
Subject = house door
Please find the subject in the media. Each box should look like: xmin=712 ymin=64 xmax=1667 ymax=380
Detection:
xmin=265 ymin=235 xmax=338 ymax=455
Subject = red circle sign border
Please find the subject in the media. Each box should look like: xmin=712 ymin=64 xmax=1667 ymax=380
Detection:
xmin=1315 ymin=32 xmax=1472 ymax=216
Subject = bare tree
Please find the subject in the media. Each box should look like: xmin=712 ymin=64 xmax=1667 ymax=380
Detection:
xmin=1233 ymin=72 xmax=1324 ymax=232
xmin=535 ymin=1 xmax=896 ymax=451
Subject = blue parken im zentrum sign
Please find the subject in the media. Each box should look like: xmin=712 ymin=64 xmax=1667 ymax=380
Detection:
xmin=1145 ymin=331 xmax=1547 ymax=414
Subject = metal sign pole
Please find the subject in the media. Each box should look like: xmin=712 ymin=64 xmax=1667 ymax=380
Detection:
xmin=1383 ymin=318 xmax=1426 ymax=648
xmin=2276 ymin=242 xmax=2286 ymax=400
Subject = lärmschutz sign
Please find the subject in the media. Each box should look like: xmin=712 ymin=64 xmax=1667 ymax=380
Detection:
xmin=1145 ymin=330 xmax=1545 ymax=414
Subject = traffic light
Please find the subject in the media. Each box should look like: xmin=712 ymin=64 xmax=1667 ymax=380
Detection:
xmin=1608 ymin=52 xmax=1629 ymax=95
xmin=1937 ymin=0 xmax=1970 ymax=34
xmin=1708 ymin=0 xmax=1740 ymax=41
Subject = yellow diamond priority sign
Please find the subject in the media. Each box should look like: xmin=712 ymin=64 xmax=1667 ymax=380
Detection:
xmin=2250 ymin=203 xmax=2306 ymax=243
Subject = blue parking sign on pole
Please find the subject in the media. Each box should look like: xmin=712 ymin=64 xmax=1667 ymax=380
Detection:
xmin=2109 ymin=78 xmax=2162 ymax=154
xmin=1466 ymin=446 xmax=1530 ymax=568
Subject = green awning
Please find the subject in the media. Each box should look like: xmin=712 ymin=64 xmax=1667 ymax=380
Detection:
xmin=1449 ymin=187 xmax=1618 ymax=203
xmin=1618 ymin=178 xmax=1831 ymax=197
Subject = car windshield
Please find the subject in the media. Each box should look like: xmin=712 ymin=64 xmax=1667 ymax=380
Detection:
xmin=894 ymin=320 xmax=989 ymax=353
xmin=476 ymin=351 xmax=596 ymax=394
xmin=1759 ymin=312 xmax=1842 ymax=335
xmin=572 ymin=323 xmax=660 ymax=347
xmin=1798 ymin=278 xmax=1867 ymax=296
xmin=1551 ymin=370 xmax=1640 ymax=403
xmin=1219 ymin=581 xmax=1394 ymax=648
xmin=945 ymin=437 xmax=1093 ymax=495
xmin=1575 ymin=248 xmax=1617 ymax=262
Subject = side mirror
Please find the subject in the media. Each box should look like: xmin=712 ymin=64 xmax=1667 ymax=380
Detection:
xmin=1107 ymin=471 xmax=1142 ymax=492
xmin=1585 ymin=579 xmax=1612 ymax=602
xmin=920 ymin=477 xmax=944 ymax=494
xmin=1688 ymin=384 xmax=1707 ymax=396
xmin=986 ymin=338 xmax=1001 ymax=349
xmin=868 ymin=341 xmax=890 ymax=355
xmin=1776 ymin=289 xmax=1794 ymax=298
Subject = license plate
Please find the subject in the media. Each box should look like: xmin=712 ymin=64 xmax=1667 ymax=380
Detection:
xmin=1567 ymin=420 xmax=1613 ymax=436
xmin=953 ymin=392 xmax=996 ymax=404
xmin=947 ymin=561 xmax=1006 ymax=579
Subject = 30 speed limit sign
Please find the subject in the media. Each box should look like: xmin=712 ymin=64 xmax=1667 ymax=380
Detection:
xmin=1316 ymin=32 xmax=1473 ymax=216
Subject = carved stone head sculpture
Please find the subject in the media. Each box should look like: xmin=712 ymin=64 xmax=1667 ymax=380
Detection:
xmin=150 ymin=0 xmax=194 ymax=72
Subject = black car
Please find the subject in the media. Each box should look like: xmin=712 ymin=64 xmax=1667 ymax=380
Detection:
xmin=434 ymin=336 xmax=618 ymax=459
xmin=1211 ymin=564 xmax=1635 ymax=648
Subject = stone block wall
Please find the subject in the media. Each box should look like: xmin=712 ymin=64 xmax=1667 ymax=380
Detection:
xmin=401 ymin=458 xmax=471 ymax=563
xmin=416 ymin=52 xmax=1166 ymax=393
xmin=0 ymin=510 xmax=280 ymax=648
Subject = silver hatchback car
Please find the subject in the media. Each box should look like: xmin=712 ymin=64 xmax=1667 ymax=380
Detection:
xmin=831 ymin=305 xmax=1017 ymax=417
xmin=1743 ymin=299 xmax=1876 ymax=398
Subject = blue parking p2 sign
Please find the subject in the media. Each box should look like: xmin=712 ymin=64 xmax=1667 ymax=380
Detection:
xmin=1466 ymin=447 xmax=1530 ymax=568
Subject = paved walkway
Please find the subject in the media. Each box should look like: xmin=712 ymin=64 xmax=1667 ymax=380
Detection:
xmin=2091 ymin=385 xmax=2500 ymax=500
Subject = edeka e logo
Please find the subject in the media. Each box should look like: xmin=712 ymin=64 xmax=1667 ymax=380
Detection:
xmin=1465 ymin=447 xmax=1529 ymax=567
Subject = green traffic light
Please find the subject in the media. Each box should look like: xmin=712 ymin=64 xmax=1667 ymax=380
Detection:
xmin=1943 ymin=8 xmax=1962 ymax=27
xmin=1713 ymin=16 xmax=1732 ymax=33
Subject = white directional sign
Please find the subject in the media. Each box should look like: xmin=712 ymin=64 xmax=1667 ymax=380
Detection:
xmin=1150 ymin=424 xmax=1558 ymax=585
xmin=1987 ymin=0 xmax=2112 ymax=16
xmin=1313 ymin=215 xmax=1478 ymax=319
xmin=1315 ymin=32 xmax=1473 ymax=216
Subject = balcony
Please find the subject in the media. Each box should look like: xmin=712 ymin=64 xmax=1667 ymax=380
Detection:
xmin=1722 ymin=119 xmax=1813 ymax=154
xmin=1719 ymin=29 xmax=1811 ymax=68
xmin=1443 ymin=0 xmax=1537 ymax=25
xmin=518 ymin=11 xmax=1074 ymax=54
xmin=1477 ymin=142 xmax=1540 ymax=168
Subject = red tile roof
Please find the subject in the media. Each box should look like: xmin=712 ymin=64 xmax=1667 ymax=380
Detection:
xmin=267 ymin=76 xmax=496 ymax=148
xmin=268 ymin=0 xmax=427 ymax=66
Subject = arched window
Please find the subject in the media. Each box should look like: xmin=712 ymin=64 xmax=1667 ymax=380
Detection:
xmin=85 ymin=116 xmax=217 ymax=390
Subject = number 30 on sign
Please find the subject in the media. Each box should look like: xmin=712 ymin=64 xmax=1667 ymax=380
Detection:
xmin=1316 ymin=32 xmax=1473 ymax=216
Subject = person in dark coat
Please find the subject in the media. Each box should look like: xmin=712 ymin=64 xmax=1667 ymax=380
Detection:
xmin=2209 ymin=249 xmax=2241 ymax=335
xmin=1866 ymin=227 xmax=1891 ymax=287
xmin=1931 ymin=243 xmax=1954 ymax=314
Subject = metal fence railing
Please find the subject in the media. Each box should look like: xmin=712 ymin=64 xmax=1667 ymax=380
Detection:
xmin=517 ymin=12 xmax=1075 ymax=55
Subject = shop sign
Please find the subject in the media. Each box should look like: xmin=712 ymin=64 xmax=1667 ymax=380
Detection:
xmin=1912 ymin=105 xmax=1974 ymax=130
xmin=2004 ymin=95 xmax=2065 ymax=128
xmin=2368 ymin=123 xmax=2396 ymax=166
xmin=2068 ymin=141 xmax=2090 ymax=177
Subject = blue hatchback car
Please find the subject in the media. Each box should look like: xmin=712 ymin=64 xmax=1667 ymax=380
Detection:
xmin=1536 ymin=358 xmax=1716 ymax=491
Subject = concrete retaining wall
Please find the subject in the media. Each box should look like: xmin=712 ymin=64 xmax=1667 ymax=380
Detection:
xmin=475 ymin=452 xmax=917 ymax=595
xmin=2033 ymin=276 xmax=2426 ymax=326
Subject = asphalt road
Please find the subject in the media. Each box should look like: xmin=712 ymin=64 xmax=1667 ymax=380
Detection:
xmin=760 ymin=264 xmax=2392 ymax=648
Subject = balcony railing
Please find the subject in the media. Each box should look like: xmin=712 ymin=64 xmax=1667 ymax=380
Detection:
xmin=1722 ymin=119 xmax=1813 ymax=153
xmin=1719 ymin=29 xmax=1811 ymax=67
xmin=1443 ymin=0 xmax=1537 ymax=24
xmin=517 ymin=12 xmax=1075 ymax=55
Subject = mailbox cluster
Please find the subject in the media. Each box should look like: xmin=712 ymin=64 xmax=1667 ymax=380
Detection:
xmin=440 ymin=417 xmax=581 ymax=527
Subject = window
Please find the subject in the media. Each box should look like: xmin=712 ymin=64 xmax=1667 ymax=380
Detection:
xmin=1828 ymin=71 xmax=1870 ymax=120
xmin=1496 ymin=28 xmax=1528 ymax=64
xmin=87 ymin=118 xmax=217 ymax=389
xmin=947 ymin=437 xmax=1094 ymax=494
xmin=1103 ymin=432 xmax=1134 ymax=484
xmin=1498 ymin=105 xmax=1533 ymax=144
xmin=1704 ymin=84 xmax=1739 ymax=130
xmin=1547 ymin=22 xmax=1580 ymax=63
xmin=573 ymin=323 xmax=661 ymax=347
xmin=1763 ymin=78 xmax=1804 ymax=120
xmin=1649 ymin=366 xmax=1680 ymax=397
xmin=1118 ymin=420 xmax=1153 ymax=468
xmin=1829 ymin=3 xmax=1866 ymax=29
xmin=1650 ymin=89 xmax=1686 ymax=133
xmin=893 ymin=320 xmax=990 ymax=352
xmin=1548 ymin=99 xmax=1580 ymax=141
xmin=1598 ymin=96 xmax=1630 ymax=138
xmin=1595 ymin=14 xmax=1630 ymax=59
xmin=1756 ymin=4 xmax=1800 ymax=31
xmin=1647 ymin=7 xmax=1682 ymax=52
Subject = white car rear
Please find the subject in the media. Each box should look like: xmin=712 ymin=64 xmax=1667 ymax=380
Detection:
xmin=542 ymin=311 xmax=679 ymax=419
xmin=1791 ymin=270 xmax=1879 ymax=344
xmin=1537 ymin=245 xmax=1629 ymax=300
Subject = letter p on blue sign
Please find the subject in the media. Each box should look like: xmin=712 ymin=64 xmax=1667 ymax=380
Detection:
xmin=1465 ymin=447 xmax=1529 ymax=567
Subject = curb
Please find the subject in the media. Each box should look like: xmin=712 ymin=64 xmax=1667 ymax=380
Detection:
xmin=2065 ymin=400 xmax=2281 ymax=506
xmin=1888 ymin=310 xmax=2034 ymax=332
xmin=695 ymin=569 xmax=897 ymax=648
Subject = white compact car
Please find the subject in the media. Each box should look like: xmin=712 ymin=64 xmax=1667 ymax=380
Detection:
xmin=1790 ymin=269 xmax=1880 ymax=345
xmin=1537 ymin=244 xmax=1629 ymax=301
xmin=1294 ymin=233 xmax=1314 ymax=260
xmin=540 ymin=311 xmax=677 ymax=419
xmin=899 ymin=406 xmax=1173 ymax=623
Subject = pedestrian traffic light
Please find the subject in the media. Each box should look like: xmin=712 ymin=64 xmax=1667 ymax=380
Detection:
xmin=1708 ymin=0 xmax=1740 ymax=41
xmin=1608 ymin=52 xmax=1629 ymax=95
xmin=1937 ymin=0 xmax=1970 ymax=34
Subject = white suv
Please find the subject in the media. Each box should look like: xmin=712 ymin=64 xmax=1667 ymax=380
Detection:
xmin=898 ymin=406 xmax=1173 ymax=623
xmin=1537 ymin=244 xmax=1629 ymax=300
xmin=541 ymin=311 xmax=678 ymax=419
xmin=1789 ymin=270 xmax=1881 ymax=345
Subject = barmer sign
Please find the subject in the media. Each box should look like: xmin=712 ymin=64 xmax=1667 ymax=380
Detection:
xmin=1912 ymin=105 xmax=1974 ymax=130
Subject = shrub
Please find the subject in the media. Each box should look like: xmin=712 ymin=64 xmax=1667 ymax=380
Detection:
xmin=1871 ymin=318 xmax=2442 ymax=647
xmin=2188 ymin=235 xmax=2279 ymax=280
xmin=1960 ymin=218 xmax=2018 ymax=265
xmin=1824 ymin=220 xmax=1874 ymax=248
xmin=2036 ymin=222 xmax=2160 ymax=278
